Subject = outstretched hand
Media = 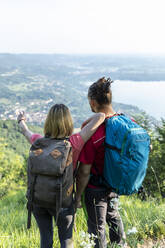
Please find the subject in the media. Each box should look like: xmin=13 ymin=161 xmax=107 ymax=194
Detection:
xmin=17 ymin=111 xmax=26 ymax=123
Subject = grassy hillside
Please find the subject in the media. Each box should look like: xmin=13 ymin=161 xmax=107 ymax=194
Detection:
xmin=0 ymin=118 xmax=165 ymax=247
xmin=0 ymin=189 xmax=165 ymax=248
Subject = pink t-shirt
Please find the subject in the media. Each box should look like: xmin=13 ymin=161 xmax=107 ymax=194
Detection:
xmin=79 ymin=124 xmax=105 ymax=188
xmin=30 ymin=134 xmax=43 ymax=144
xmin=30 ymin=133 xmax=84 ymax=169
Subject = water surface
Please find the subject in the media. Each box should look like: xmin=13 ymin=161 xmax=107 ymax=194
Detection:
xmin=112 ymin=80 xmax=165 ymax=119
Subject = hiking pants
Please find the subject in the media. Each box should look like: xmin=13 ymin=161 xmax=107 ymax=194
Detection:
xmin=85 ymin=188 xmax=125 ymax=248
xmin=33 ymin=203 xmax=74 ymax=248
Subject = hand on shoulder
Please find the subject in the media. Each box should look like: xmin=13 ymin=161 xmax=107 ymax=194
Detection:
xmin=81 ymin=112 xmax=105 ymax=129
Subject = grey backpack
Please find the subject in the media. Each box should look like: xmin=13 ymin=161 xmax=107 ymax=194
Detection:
xmin=27 ymin=137 xmax=73 ymax=228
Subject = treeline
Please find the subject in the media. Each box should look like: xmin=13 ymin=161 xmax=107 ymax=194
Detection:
xmin=133 ymin=113 xmax=165 ymax=198
xmin=0 ymin=120 xmax=43 ymax=156
xmin=0 ymin=115 xmax=165 ymax=198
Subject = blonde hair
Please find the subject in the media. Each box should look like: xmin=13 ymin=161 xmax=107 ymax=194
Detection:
xmin=44 ymin=104 xmax=73 ymax=138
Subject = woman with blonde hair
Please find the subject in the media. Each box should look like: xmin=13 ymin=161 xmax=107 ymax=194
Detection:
xmin=17 ymin=103 xmax=105 ymax=248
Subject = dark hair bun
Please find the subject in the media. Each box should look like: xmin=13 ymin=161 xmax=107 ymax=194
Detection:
xmin=88 ymin=77 xmax=113 ymax=105
xmin=97 ymin=77 xmax=113 ymax=94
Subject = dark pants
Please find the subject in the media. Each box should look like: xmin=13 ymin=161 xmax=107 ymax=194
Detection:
xmin=33 ymin=204 xmax=74 ymax=248
xmin=85 ymin=188 xmax=125 ymax=248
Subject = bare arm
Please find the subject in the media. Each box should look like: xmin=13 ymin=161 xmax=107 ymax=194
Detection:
xmin=79 ymin=113 xmax=105 ymax=143
xmin=76 ymin=163 xmax=92 ymax=207
xmin=17 ymin=111 xmax=34 ymax=144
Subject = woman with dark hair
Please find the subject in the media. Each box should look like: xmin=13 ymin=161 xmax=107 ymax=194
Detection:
xmin=17 ymin=104 xmax=105 ymax=248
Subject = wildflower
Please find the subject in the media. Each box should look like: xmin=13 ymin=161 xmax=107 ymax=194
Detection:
xmin=79 ymin=231 xmax=86 ymax=238
xmin=127 ymin=227 xmax=138 ymax=235
xmin=80 ymin=241 xmax=87 ymax=247
xmin=91 ymin=233 xmax=97 ymax=239
xmin=79 ymin=230 xmax=96 ymax=248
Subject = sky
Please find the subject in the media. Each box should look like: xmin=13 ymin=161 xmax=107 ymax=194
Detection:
xmin=0 ymin=0 xmax=165 ymax=54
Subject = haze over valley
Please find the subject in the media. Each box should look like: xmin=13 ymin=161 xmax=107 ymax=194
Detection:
xmin=0 ymin=54 xmax=164 ymax=127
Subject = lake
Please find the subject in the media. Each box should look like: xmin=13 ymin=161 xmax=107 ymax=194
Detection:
xmin=112 ymin=80 xmax=165 ymax=120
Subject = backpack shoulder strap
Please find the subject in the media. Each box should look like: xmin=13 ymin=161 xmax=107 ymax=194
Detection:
xmin=27 ymin=174 xmax=37 ymax=229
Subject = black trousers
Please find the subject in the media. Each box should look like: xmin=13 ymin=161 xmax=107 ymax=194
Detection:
xmin=33 ymin=204 xmax=74 ymax=248
xmin=85 ymin=188 xmax=125 ymax=248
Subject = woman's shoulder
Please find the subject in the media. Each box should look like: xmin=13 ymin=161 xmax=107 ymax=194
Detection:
xmin=69 ymin=133 xmax=84 ymax=150
xmin=30 ymin=133 xmax=43 ymax=144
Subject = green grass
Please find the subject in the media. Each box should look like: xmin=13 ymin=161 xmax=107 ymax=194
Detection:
xmin=0 ymin=190 xmax=165 ymax=248
xmin=119 ymin=196 xmax=165 ymax=247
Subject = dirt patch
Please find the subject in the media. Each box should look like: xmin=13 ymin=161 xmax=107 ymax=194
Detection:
xmin=127 ymin=239 xmax=165 ymax=248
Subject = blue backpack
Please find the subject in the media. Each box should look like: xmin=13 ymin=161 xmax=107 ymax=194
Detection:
xmin=103 ymin=114 xmax=150 ymax=195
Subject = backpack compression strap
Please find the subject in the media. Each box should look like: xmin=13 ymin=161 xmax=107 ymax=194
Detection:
xmin=55 ymin=181 xmax=63 ymax=225
xmin=56 ymin=145 xmax=72 ymax=224
xmin=104 ymin=142 xmax=121 ymax=152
